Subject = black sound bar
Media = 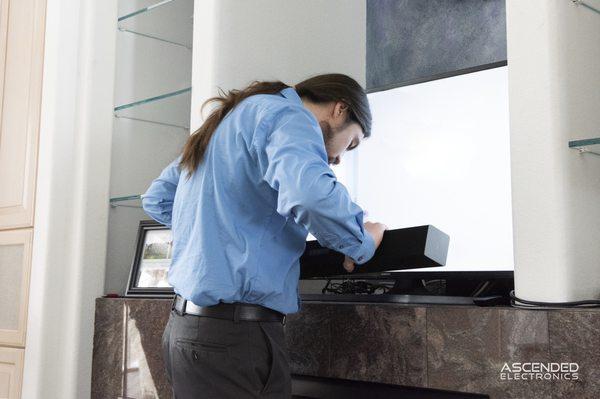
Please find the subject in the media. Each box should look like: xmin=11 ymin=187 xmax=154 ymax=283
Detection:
xmin=299 ymin=225 xmax=450 ymax=279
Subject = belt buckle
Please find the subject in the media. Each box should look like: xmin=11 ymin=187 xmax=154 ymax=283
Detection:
xmin=172 ymin=295 xmax=186 ymax=316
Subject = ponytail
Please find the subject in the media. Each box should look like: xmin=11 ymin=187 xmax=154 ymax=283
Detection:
xmin=180 ymin=81 xmax=290 ymax=179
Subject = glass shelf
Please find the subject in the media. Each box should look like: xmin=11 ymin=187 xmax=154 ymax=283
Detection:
xmin=573 ymin=0 xmax=600 ymax=15
xmin=114 ymin=87 xmax=191 ymax=130
xmin=110 ymin=195 xmax=142 ymax=208
xmin=118 ymin=0 xmax=194 ymax=49
xmin=569 ymin=137 xmax=600 ymax=156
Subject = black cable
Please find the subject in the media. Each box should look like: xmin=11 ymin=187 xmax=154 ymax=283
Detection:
xmin=321 ymin=279 xmax=332 ymax=294
xmin=322 ymin=279 xmax=392 ymax=295
xmin=509 ymin=290 xmax=600 ymax=309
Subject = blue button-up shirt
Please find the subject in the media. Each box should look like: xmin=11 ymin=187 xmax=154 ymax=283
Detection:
xmin=141 ymin=87 xmax=375 ymax=314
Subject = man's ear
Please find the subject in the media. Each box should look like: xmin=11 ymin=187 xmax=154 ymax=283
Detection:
xmin=333 ymin=101 xmax=348 ymax=119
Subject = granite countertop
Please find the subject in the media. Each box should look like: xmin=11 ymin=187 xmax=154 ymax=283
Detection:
xmin=92 ymin=298 xmax=600 ymax=399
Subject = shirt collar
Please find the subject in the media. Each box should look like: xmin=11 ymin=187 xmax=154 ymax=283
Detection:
xmin=280 ymin=87 xmax=303 ymax=105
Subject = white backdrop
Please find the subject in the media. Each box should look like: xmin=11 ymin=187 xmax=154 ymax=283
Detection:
xmin=350 ymin=67 xmax=514 ymax=271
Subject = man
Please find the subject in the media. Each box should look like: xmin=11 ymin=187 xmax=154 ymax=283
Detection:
xmin=142 ymin=74 xmax=387 ymax=398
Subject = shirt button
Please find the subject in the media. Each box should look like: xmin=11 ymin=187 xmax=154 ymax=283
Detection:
xmin=338 ymin=245 xmax=344 ymax=249
xmin=358 ymin=256 xmax=364 ymax=261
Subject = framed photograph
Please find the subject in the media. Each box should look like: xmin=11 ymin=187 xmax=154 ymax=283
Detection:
xmin=126 ymin=220 xmax=175 ymax=298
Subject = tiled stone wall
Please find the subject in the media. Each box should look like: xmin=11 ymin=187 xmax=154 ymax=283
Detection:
xmin=92 ymin=298 xmax=600 ymax=399
xmin=91 ymin=299 xmax=172 ymax=399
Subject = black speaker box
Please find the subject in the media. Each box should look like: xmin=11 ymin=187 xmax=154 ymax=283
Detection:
xmin=300 ymin=225 xmax=449 ymax=279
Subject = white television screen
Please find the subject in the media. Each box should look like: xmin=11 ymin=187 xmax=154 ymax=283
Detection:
xmin=333 ymin=67 xmax=514 ymax=272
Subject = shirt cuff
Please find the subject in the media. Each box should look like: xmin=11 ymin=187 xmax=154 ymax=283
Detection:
xmin=350 ymin=231 xmax=376 ymax=266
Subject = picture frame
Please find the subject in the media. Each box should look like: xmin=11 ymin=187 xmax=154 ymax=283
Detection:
xmin=125 ymin=220 xmax=175 ymax=298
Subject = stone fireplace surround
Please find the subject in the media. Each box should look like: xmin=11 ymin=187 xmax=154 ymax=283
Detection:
xmin=91 ymin=298 xmax=600 ymax=398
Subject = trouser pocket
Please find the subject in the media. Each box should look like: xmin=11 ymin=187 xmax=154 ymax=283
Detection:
xmin=175 ymin=339 xmax=230 ymax=356
xmin=258 ymin=322 xmax=291 ymax=396
xmin=162 ymin=312 xmax=174 ymax=385
xmin=169 ymin=318 xmax=238 ymax=398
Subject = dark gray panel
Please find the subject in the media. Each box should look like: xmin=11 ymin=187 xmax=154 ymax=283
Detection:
xmin=284 ymin=303 xmax=332 ymax=376
xmin=548 ymin=311 xmax=600 ymax=398
xmin=367 ymin=0 xmax=507 ymax=91
xmin=427 ymin=307 xmax=553 ymax=398
xmin=329 ymin=304 xmax=427 ymax=386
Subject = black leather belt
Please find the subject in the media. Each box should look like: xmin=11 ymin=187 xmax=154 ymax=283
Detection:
xmin=172 ymin=294 xmax=286 ymax=325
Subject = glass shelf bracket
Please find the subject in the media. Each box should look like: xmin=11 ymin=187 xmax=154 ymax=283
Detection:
xmin=569 ymin=137 xmax=600 ymax=156
xmin=572 ymin=0 xmax=600 ymax=15
xmin=110 ymin=195 xmax=143 ymax=208
xmin=114 ymin=87 xmax=191 ymax=130
xmin=118 ymin=0 xmax=194 ymax=50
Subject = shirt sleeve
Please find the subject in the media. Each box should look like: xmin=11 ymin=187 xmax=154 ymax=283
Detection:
xmin=141 ymin=155 xmax=182 ymax=228
xmin=256 ymin=107 xmax=376 ymax=265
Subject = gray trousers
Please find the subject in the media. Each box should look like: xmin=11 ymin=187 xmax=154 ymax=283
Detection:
xmin=162 ymin=309 xmax=292 ymax=398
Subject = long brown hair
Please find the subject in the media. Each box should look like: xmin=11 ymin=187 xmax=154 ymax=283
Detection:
xmin=179 ymin=74 xmax=371 ymax=178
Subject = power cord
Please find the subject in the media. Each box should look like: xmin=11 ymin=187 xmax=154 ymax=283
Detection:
xmin=509 ymin=290 xmax=600 ymax=309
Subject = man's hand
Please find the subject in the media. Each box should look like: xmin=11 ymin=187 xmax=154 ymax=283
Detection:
xmin=343 ymin=255 xmax=356 ymax=273
xmin=343 ymin=221 xmax=388 ymax=273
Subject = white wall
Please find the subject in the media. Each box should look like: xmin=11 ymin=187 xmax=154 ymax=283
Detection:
xmin=359 ymin=67 xmax=513 ymax=271
xmin=23 ymin=0 xmax=117 ymax=397
xmin=507 ymin=0 xmax=600 ymax=301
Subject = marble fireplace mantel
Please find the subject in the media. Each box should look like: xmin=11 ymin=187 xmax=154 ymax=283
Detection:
xmin=91 ymin=298 xmax=600 ymax=398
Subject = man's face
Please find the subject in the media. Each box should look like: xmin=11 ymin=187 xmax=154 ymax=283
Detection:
xmin=320 ymin=120 xmax=364 ymax=165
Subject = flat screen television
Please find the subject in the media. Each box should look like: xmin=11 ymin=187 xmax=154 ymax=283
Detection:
xmin=319 ymin=66 xmax=513 ymax=276
xmin=300 ymin=67 xmax=514 ymax=302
